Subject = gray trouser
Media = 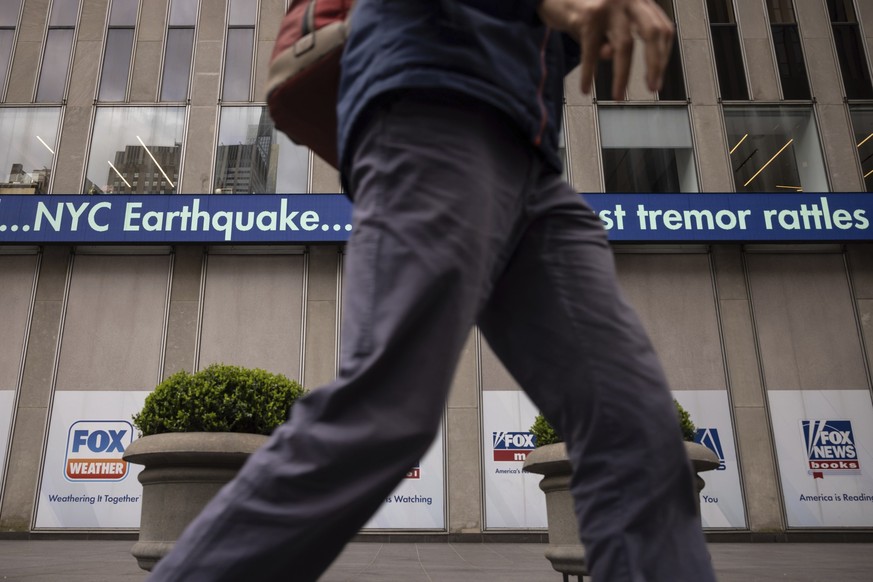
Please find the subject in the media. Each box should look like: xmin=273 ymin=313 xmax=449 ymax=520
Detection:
xmin=149 ymin=91 xmax=716 ymax=582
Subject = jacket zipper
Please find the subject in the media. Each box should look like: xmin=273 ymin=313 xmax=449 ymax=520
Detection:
xmin=533 ymin=28 xmax=551 ymax=147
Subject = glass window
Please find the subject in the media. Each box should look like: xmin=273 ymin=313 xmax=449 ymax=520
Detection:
xmin=49 ymin=0 xmax=80 ymax=27
xmin=599 ymin=106 xmax=698 ymax=193
xmin=98 ymin=28 xmax=135 ymax=101
xmin=37 ymin=1 xmax=81 ymax=103
xmin=215 ymin=106 xmax=309 ymax=194
xmin=85 ymin=107 xmax=185 ymax=194
xmin=98 ymin=0 xmax=138 ymax=101
xmin=109 ymin=0 xmax=138 ymax=26
xmin=0 ymin=0 xmax=22 ymax=100
xmin=0 ymin=0 xmax=23 ymax=27
xmin=229 ymin=0 xmax=257 ymax=26
xmin=170 ymin=0 xmax=198 ymax=26
xmin=724 ymin=106 xmax=828 ymax=193
xmin=223 ymin=0 xmax=257 ymax=101
xmin=707 ymin=0 xmax=749 ymax=100
xmin=595 ymin=1 xmax=685 ymax=101
xmin=827 ymin=0 xmax=873 ymax=100
xmin=0 ymin=107 xmax=61 ymax=194
xmin=849 ymin=106 xmax=873 ymax=193
xmin=36 ymin=29 xmax=74 ymax=102
xmin=161 ymin=28 xmax=195 ymax=101
xmin=767 ymin=0 xmax=810 ymax=100
xmin=223 ymin=28 xmax=254 ymax=101
xmin=161 ymin=0 xmax=197 ymax=101
xmin=655 ymin=0 xmax=686 ymax=101
xmin=595 ymin=61 xmax=616 ymax=101
xmin=0 ymin=31 xmax=14 ymax=98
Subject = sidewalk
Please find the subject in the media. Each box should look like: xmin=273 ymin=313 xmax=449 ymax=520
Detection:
xmin=1 ymin=540 xmax=871 ymax=581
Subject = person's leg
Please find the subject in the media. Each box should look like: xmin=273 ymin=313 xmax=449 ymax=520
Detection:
xmin=477 ymin=171 xmax=716 ymax=582
xmin=148 ymin=92 xmax=539 ymax=582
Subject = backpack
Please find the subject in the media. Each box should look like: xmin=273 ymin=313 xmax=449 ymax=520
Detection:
xmin=266 ymin=0 xmax=355 ymax=169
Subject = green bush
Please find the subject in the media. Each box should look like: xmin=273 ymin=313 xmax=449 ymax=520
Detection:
xmin=530 ymin=399 xmax=696 ymax=447
xmin=675 ymin=399 xmax=697 ymax=442
xmin=132 ymin=364 xmax=306 ymax=437
xmin=530 ymin=413 xmax=561 ymax=447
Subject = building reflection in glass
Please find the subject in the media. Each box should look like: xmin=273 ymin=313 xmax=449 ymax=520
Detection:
xmin=0 ymin=107 xmax=61 ymax=194
xmin=85 ymin=107 xmax=186 ymax=194
xmin=849 ymin=106 xmax=873 ymax=193
xmin=97 ymin=142 xmax=181 ymax=195
xmin=215 ymin=106 xmax=309 ymax=194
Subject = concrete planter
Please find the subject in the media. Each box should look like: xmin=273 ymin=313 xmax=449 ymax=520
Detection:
xmin=523 ymin=441 xmax=720 ymax=580
xmin=122 ymin=432 xmax=267 ymax=571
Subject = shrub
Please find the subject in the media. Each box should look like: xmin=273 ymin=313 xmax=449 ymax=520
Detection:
xmin=530 ymin=399 xmax=696 ymax=447
xmin=530 ymin=413 xmax=562 ymax=447
xmin=132 ymin=364 xmax=306 ymax=437
xmin=675 ymin=399 xmax=696 ymax=442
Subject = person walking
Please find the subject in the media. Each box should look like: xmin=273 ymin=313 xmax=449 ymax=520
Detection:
xmin=149 ymin=1 xmax=717 ymax=580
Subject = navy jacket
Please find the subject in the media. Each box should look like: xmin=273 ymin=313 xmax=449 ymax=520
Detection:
xmin=337 ymin=0 xmax=580 ymax=176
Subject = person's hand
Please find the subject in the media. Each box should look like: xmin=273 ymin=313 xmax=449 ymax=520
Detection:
xmin=537 ymin=0 xmax=674 ymax=100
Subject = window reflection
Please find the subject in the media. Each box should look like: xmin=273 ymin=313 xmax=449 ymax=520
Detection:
xmin=724 ymin=106 xmax=828 ymax=193
xmin=169 ymin=0 xmax=198 ymax=25
xmin=223 ymin=28 xmax=253 ymax=101
xmin=766 ymin=0 xmax=810 ymax=100
xmin=707 ymin=0 xmax=749 ymax=100
xmin=850 ymin=106 xmax=873 ymax=193
xmin=49 ymin=0 xmax=79 ymax=27
xmin=827 ymin=0 xmax=873 ymax=99
xmin=98 ymin=0 xmax=138 ymax=102
xmin=0 ymin=107 xmax=60 ymax=194
xmin=85 ymin=107 xmax=185 ymax=194
xmin=99 ymin=28 xmax=135 ymax=101
xmin=161 ymin=0 xmax=197 ymax=102
xmin=229 ymin=0 xmax=257 ymax=26
xmin=215 ymin=107 xmax=308 ymax=194
xmin=36 ymin=29 xmax=74 ymax=102
xmin=655 ymin=0 xmax=686 ymax=101
xmin=599 ymin=106 xmax=698 ymax=193
xmin=37 ymin=0 xmax=79 ymax=102
xmin=0 ymin=0 xmax=22 ymax=100
xmin=0 ymin=29 xmax=14 ymax=100
xmin=223 ymin=0 xmax=257 ymax=101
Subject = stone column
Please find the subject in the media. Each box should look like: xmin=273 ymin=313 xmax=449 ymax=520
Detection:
xmin=162 ymin=246 xmax=205 ymax=379
xmin=180 ymin=0 xmax=226 ymax=193
xmin=302 ymin=246 xmax=340 ymax=390
xmin=711 ymin=245 xmax=783 ymax=533
xmin=847 ymin=243 xmax=873 ymax=389
xmin=0 ymin=246 xmax=71 ymax=532
xmin=447 ymin=332 xmax=482 ymax=535
xmin=795 ymin=0 xmax=865 ymax=192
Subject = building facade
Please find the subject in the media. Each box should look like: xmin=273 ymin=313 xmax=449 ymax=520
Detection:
xmin=1 ymin=0 xmax=872 ymax=538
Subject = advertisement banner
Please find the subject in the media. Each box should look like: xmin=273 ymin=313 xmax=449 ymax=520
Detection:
xmin=0 ymin=390 xmax=14 ymax=498
xmin=35 ymin=391 xmax=149 ymax=529
xmin=482 ymin=391 xmax=547 ymax=529
xmin=363 ymin=424 xmax=445 ymax=530
xmin=768 ymin=390 xmax=873 ymax=527
xmin=672 ymin=391 xmax=747 ymax=528
xmin=1 ymin=193 xmax=871 ymax=244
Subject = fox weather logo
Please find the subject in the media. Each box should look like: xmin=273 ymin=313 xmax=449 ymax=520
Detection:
xmin=492 ymin=432 xmax=535 ymax=462
xmin=694 ymin=428 xmax=726 ymax=471
xmin=64 ymin=420 xmax=133 ymax=482
xmin=802 ymin=420 xmax=860 ymax=479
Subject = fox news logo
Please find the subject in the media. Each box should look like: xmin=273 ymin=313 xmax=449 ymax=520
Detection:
xmin=405 ymin=465 xmax=421 ymax=479
xmin=64 ymin=420 xmax=133 ymax=482
xmin=694 ymin=428 xmax=726 ymax=471
xmin=492 ymin=431 xmax=535 ymax=462
xmin=802 ymin=420 xmax=860 ymax=479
